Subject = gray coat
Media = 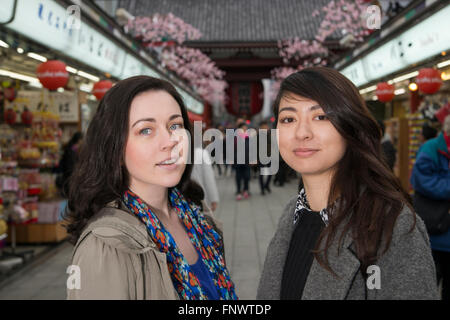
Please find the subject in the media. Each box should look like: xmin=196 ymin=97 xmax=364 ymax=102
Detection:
xmin=257 ymin=196 xmax=440 ymax=300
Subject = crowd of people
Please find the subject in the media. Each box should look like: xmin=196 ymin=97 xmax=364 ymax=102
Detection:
xmin=207 ymin=118 xmax=297 ymax=201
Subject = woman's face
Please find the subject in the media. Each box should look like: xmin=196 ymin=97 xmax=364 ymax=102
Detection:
xmin=125 ymin=90 xmax=189 ymax=192
xmin=277 ymin=93 xmax=346 ymax=178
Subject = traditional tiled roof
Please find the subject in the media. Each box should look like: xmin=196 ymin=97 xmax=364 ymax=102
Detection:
xmin=118 ymin=0 xmax=337 ymax=42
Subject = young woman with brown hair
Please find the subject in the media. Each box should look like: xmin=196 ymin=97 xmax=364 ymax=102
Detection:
xmin=65 ymin=76 xmax=236 ymax=300
xmin=257 ymin=67 xmax=438 ymax=300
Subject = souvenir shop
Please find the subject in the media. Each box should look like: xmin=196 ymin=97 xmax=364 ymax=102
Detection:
xmin=0 ymin=0 xmax=205 ymax=276
xmin=342 ymin=3 xmax=450 ymax=193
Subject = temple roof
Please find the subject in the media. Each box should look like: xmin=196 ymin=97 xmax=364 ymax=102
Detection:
xmin=117 ymin=0 xmax=336 ymax=42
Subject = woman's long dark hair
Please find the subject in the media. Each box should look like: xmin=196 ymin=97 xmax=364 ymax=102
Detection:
xmin=273 ymin=67 xmax=415 ymax=275
xmin=64 ymin=76 xmax=204 ymax=244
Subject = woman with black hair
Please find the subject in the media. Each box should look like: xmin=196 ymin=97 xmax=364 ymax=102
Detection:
xmin=257 ymin=67 xmax=438 ymax=300
xmin=65 ymin=76 xmax=237 ymax=300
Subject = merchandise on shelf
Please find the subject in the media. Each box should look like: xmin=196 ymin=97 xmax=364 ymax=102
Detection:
xmin=0 ymin=124 xmax=18 ymax=166
xmin=407 ymin=112 xmax=426 ymax=194
xmin=1 ymin=110 xmax=64 ymax=243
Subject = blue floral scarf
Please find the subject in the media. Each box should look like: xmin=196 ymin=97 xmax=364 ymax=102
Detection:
xmin=123 ymin=188 xmax=237 ymax=300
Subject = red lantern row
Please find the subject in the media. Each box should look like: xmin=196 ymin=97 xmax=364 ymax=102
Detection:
xmin=376 ymin=82 xmax=394 ymax=102
xmin=35 ymin=60 xmax=113 ymax=100
xmin=416 ymin=68 xmax=442 ymax=94
xmin=3 ymin=108 xmax=33 ymax=126
xmin=36 ymin=60 xmax=69 ymax=90
xmin=92 ymin=80 xmax=113 ymax=100
xmin=376 ymin=68 xmax=442 ymax=102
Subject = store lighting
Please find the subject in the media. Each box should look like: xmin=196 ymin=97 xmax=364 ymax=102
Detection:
xmin=28 ymin=81 xmax=43 ymax=88
xmin=27 ymin=52 xmax=47 ymax=62
xmin=437 ymin=59 xmax=450 ymax=68
xmin=79 ymin=83 xmax=93 ymax=92
xmin=57 ymin=88 xmax=64 ymax=93
xmin=359 ymin=85 xmax=377 ymax=95
xmin=372 ymin=96 xmax=378 ymax=101
xmin=441 ymin=71 xmax=450 ymax=81
xmin=77 ymin=70 xmax=99 ymax=82
xmin=408 ymin=83 xmax=418 ymax=91
xmin=0 ymin=68 xmax=40 ymax=83
xmin=0 ymin=40 xmax=9 ymax=48
xmin=392 ymin=71 xmax=419 ymax=84
xmin=66 ymin=66 xmax=78 ymax=74
xmin=394 ymin=88 xmax=406 ymax=95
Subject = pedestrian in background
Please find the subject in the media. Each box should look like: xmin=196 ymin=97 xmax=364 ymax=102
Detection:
xmin=234 ymin=122 xmax=251 ymax=200
xmin=420 ymin=123 xmax=438 ymax=145
xmin=191 ymin=145 xmax=220 ymax=212
xmin=410 ymin=114 xmax=450 ymax=300
xmin=258 ymin=67 xmax=438 ymax=300
xmin=257 ymin=120 xmax=273 ymax=195
xmin=56 ymin=131 xmax=83 ymax=197
xmin=377 ymin=120 xmax=397 ymax=171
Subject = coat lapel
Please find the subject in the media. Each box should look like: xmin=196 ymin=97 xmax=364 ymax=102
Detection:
xmin=302 ymin=231 xmax=361 ymax=300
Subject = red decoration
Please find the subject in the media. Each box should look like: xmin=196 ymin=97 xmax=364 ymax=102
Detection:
xmin=416 ymin=68 xmax=442 ymax=94
xmin=435 ymin=103 xmax=450 ymax=124
xmin=4 ymin=108 xmax=16 ymax=125
xmin=250 ymin=82 xmax=263 ymax=116
xmin=187 ymin=111 xmax=203 ymax=123
xmin=226 ymin=82 xmax=263 ymax=117
xmin=36 ymin=60 xmax=69 ymax=90
xmin=92 ymin=80 xmax=113 ymax=100
xmin=4 ymin=87 xmax=16 ymax=102
xmin=21 ymin=107 xmax=33 ymax=126
xmin=376 ymin=82 xmax=395 ymax=102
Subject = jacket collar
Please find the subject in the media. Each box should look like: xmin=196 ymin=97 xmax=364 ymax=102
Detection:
xmin=301 ymin=226 xmax=360 ymax=299
xmin=74 ymin=200 xmax=157 ymax=255
xmin=284 ymin=191 xmax=361 ymax=299
xmin=294 ymin=188 xmax=331 ymax=225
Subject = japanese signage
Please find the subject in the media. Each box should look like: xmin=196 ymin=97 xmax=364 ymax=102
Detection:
xmin=340 ymin=4 xmax=450 ymax=87
xmin=4 ymin=90 xmax=79 ymax=123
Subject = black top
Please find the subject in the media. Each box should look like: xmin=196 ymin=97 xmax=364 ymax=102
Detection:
xmin=280 ymin=209 xmax=325 ymax=300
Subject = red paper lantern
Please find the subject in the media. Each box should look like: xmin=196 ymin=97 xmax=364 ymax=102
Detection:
xmin=36 ymin=60 xmax=69 ymax=90
xmin=92 ymin=80 xmax=113 ymax=100
xmin=4 ymin=87 xmax=16 ymax=102
xmin=416 ymin=68 xmax=442 ymax=94
xmin=4 ymin=108 xmax=16 ymax=125
xmin=21 ymin=107 xmax=33 ymax=126
xmin=435 ymin=103 xmax=450 ymax=124
xmin=376 ymin=82 xmax=395 ymax=102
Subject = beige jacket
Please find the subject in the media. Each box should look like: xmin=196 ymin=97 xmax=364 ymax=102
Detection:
xmin=66 ymin=200 xmax=223 ymax=300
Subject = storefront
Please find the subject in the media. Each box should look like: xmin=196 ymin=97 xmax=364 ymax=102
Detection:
xmin=337 ymin=2 xmax=450 ymax=193
xmin=0 ymin=0 xmax=205 ymax=273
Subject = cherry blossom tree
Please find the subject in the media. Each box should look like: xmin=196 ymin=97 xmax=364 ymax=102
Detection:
xmin=269 ymin=67 xmax=300 ymax=101
xmin=126 ymin=13 xmax=202 ymax=47
xmin=125 ymin=13 xmax=227 ymax=105
xmin=278 ymin=39 xmax=329 ymax=65
xmin=161 ymin=46 xmax=228 ymax=105
xmin=314 ymin=0 xmax=371 ymax=43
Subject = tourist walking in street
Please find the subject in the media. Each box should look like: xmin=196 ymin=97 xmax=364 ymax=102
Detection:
xmin=257 ymin=120 xmax=273 ymax=195
xmin=410 ymin=114 xmax=450 ymax=300
xmin=257 ymin=67 xmax=438 ymax=300
xmin=56 ymin=131 xmax=83 ymax=197
xmin=191 ymin=145 xmax=220 ymax=212
xmin=234 ymin=122 xmax=252 ymax=200
xmin=65 ymin=76 xmax=237 ymax=300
